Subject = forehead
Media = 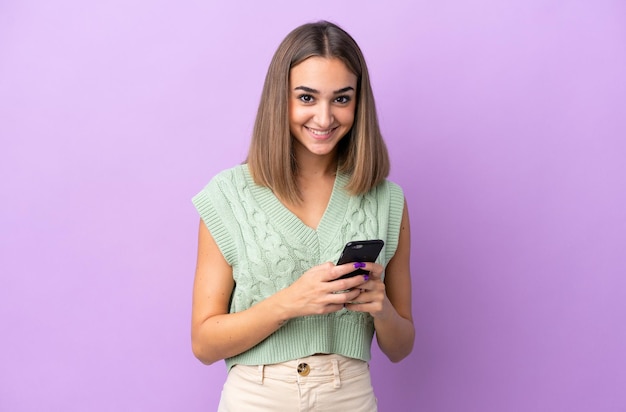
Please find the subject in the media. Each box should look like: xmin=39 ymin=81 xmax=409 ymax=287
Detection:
xmin=289 ymin=57 xmax=357 ymax=89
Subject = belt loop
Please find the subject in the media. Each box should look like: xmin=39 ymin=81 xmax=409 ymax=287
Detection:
xmin=257 ymin=365 xmax=265 ymax=385
xmin=331 ymin=359 xmax=341 ymax=388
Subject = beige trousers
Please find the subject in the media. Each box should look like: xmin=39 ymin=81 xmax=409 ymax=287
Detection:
xmin=217 ymin=354 xmax=378 ymax=412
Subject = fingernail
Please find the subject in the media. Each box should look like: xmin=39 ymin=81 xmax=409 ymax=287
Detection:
xmin=353 ymin=262 xmax=366 ymax=269
xmin=363 ymin=275 xmax=369 ymax=281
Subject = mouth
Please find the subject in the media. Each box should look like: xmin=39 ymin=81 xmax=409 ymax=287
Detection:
xmin=305 ymin=126 xmax=337 ymax=138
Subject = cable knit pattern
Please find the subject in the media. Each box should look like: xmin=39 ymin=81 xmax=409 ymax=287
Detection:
xmin=192 ymin=164 xmax=404 ymax=370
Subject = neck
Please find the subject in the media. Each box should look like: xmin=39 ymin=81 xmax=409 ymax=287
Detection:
xmin=293 ymin=149 xmax=338 ymax=180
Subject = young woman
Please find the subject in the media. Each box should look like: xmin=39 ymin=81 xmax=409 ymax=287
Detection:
xmin=191 ymin=21 xmax=414 ymax=411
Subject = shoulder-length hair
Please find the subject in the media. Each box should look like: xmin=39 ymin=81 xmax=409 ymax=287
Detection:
xmin=246 ymin=20 xmax=390 ymax=204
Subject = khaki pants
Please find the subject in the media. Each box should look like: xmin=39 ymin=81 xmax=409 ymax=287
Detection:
xmin=218 ymin=354 xmax=378 ymax=411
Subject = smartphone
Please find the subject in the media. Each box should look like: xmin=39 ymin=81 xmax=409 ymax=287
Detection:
xmin=336 ymin=239 xmax=384 ymax=279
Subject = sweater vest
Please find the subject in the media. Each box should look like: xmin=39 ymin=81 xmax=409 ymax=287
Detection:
xmin=192 ymin=164 xmax=404 ymax=370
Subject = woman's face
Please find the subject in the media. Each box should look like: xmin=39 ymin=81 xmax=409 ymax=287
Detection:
xmin=288 ymin=57 xmax=358 ymax=160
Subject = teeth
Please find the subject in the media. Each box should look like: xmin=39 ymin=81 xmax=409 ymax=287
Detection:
xmin=308 ymin=128 xmax=332 ymax=135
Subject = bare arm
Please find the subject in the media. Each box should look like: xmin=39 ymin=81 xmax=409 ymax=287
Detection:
xmin=345 ymin=200 xmax=415 ymax=362
xmin=191 ymin=220 xmax=368 ymax=365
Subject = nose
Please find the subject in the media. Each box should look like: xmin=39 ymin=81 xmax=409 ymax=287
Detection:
xmin=313 ymin=102 xmax=334 ymax=129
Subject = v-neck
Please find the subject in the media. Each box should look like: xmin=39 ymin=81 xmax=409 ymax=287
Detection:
xmin=242 ymin=164 xmax=350 ymax=248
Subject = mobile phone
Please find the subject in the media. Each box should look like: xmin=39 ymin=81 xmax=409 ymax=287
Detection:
xmin=336 ymin=239 xmax=384 ymax=279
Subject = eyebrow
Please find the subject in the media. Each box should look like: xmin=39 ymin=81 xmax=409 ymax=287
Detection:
xmin=294 ymin=86 xmax=355 ymax=94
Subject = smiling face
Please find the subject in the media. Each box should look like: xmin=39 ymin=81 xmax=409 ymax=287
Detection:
xmin=288 ymin=57 xmax=358 ymax=161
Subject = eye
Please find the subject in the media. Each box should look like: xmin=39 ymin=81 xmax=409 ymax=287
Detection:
xmin=298 ymin=94 xmax=314 ymax=103
xmin=334 ymin=95 xmax=352 ymax=104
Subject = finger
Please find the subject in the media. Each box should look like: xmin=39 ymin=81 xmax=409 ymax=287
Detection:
xmin=345 ymin=293 xmax=368 ymax=304
xmin=326 ymin=303 xmax=347 ymax=313
xmin=349 ymin=289 xmax=374 ymax=304
xmin=333 ymin=262 xmax=369 ymax=279
xmin=319 ymin=262 xmax=362 ymax=283
xmin=329 ymin=263 xmax=370 ymax=283
xmin=329 ymin=288 xmax=361 ymax=303
xmin=330 ymin=276 xmax=370 ymax=294
xmin=344 ymin=301 xmax=370 ymax=311
xmin=356 ymin=262 xmax=383 ymax=279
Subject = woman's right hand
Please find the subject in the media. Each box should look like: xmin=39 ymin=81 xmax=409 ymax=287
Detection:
xmin=275 ymin=262 xmax=369 ymax=319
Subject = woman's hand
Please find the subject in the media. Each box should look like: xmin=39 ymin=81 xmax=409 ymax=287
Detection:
xmin=342 ymin=262 xmax=389 ymax=318
xmin=275 ymin=262 xmax=372 ymax=319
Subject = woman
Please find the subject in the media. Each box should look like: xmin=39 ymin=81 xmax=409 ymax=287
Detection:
xmin=191 ymin=20 xmax=414 ymax=411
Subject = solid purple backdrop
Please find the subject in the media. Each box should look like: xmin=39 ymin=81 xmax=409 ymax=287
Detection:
xmin=1 ymin=1 xmax=625 ymax=411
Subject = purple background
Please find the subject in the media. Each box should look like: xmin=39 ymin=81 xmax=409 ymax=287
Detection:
xmin=1 ymin=1 xmax=625 ymax=411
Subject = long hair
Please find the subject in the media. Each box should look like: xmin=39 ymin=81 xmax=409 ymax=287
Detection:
xmin=246 ymin=21 xmax=390 ymax=204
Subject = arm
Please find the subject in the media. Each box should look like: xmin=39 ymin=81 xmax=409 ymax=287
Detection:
xmin=374 ymin=200 xmax=414 ymax=361
xmin=345 ymin=200 xmax=415 ymax=362
xmin=191 ymin=220 xmax=367 ymax=365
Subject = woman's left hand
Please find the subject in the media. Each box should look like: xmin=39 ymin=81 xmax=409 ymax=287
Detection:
xmin=343 ymin=262 xmax=390 ymax=318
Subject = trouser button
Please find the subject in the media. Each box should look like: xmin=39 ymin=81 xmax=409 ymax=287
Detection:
xmin=297 ymin=363 xmax=310 ymax=376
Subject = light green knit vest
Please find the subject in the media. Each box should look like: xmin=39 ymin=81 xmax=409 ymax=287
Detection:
xmin=192 ymin=164 xmax=404 ymax=370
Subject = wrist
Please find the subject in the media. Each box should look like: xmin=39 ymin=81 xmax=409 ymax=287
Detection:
xmin=267 ymin=289 xmax=296 ymax=324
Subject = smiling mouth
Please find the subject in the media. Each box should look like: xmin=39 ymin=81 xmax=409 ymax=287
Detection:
xmin=306 ymin=126 xmax=337 ymax=136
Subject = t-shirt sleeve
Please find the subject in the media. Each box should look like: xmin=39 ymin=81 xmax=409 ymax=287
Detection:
xmin=191 ymin=174 xmax=238 ymax=266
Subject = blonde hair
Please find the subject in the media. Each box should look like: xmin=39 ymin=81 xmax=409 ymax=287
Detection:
xmin=247 ymin=21 xmax=390 ymax=204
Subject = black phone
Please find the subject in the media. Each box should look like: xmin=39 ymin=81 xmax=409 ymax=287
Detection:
xmin=336 ymin=239 xmax=384 ymax=279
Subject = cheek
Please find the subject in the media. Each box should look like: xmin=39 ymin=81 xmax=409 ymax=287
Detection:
xmin=337 ymin=106 xmax=356 ymax=126
xmin=289 ymin=105 xmax=308 ymax=124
